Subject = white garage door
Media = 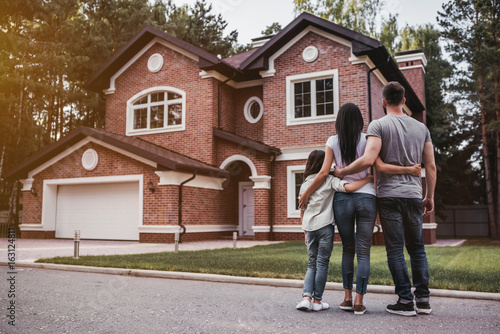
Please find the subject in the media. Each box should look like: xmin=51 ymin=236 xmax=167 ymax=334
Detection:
xmin=55 ymin=182 xmax=140 ymax=240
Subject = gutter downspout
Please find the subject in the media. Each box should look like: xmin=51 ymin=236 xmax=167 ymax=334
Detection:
xmin=178 ymin=171 xmax=196 ymax=243
xmin=269 ymin=152 xmax=277 ymax=241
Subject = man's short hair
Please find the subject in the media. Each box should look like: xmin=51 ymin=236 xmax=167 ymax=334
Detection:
xmin=383 ymin=81 xmax=405 ymax=106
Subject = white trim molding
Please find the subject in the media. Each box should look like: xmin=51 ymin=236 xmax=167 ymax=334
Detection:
xmin=126 ymin=86 xmax=186 ymax=136
xmin=138 ymin=224 xmax=238 ymax=234
xmin=249 ymin=175 xmax=271 ymax=189
xmin=272 ymin=225 xmax=303 ymax=233
xmin=199 ymin=70 xmax=264 ymax=89
xmin=220 ymin=155 xmax=258 ymax=177
xmin=155 ymin=171 xmax=225 ymax=190
xmin=243 ymin=96 xmax=264 ymax=123
xmin=276 ymin=146 xmax=324 ymax=161
xmin=259 ymin=25 xmax=352 ymax=78
xmin=394 ymin=52 xmax=428 ymax=67
xmin=252 ymin=226 xmax=271 ymax=233
xmin=397 ymin=64 xmax=426 ymax=74
xmin=423 ymin=223 xmax=438 ymax=230
xmin=20 ymin=178 xmax=34 ymax=191
xmin=27 ymin=137 xmax=156 ymax=180
xmin=19 ymin=224 xmax=44 ymax=231
xmin=287 ymin=165 xmax=305 ymax=218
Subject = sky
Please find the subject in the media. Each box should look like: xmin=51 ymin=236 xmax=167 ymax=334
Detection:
xmin=171 ymin=0 xmax=448 ymax=45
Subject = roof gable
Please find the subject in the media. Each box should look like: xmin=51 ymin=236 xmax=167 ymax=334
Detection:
xmin=86 ymin=26 xmax=220 ymax=92
xmin=5 ymin=127 xmax=229 ymax=180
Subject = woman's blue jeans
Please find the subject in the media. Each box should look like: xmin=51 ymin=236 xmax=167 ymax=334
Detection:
xmin=377 ymin=197 xmax=430 ymax=303
xmin=334 ymin=192 xmax=377 ymax=295
xmin=303 ymin=224 xmax=334 ymax=301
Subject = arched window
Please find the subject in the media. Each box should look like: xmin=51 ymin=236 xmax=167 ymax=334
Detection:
xmin=127 ymin=87 xmax=186 ymax=135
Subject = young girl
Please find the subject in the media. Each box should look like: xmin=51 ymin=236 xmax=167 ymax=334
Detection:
xmin=296 ymin=150 xmax=373 ymax=311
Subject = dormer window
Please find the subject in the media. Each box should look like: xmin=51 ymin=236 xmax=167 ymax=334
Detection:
xmin=127 ymin=87 xmax=186 ymax=135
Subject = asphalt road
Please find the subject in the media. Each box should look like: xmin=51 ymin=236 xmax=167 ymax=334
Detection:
xmin=1 ymin=266 xmax=499 ymax=334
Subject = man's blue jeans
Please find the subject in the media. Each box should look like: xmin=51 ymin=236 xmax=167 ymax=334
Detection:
xmin=378 ymin=197 xmax=430 ymax=303
xmin=303 ymin=224 xmax=334 ymax=301
xmin=334 ymin=192 xmax=377 ymax=295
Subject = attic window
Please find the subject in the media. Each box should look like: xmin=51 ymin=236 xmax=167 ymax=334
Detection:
xmin=286 ymin=69 xmax=339 ymax=126
xmin=127 ymin=87 xmax=186 ymax=135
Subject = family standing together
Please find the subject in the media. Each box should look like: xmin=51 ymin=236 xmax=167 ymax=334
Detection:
xmin=296 ymin=81 xmax=437 ymax=316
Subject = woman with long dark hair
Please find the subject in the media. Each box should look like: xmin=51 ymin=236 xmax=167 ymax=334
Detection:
xmin=299 ymin=103 xmax=420 ymax=314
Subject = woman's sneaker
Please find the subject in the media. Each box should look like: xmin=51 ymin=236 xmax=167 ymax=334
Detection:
xmin=354 ymin=304 xmax=366 ymax=315
xmin=416 ymin=302 xmax=432 ymax=315
xmin=386 ymin=299 xmax=416 ymax=316
xmin=339 ymin=300 xmax=354 ymax=311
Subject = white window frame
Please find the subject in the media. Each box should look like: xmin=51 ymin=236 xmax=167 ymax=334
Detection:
xmin=243 ymin=96 xmax=264 ymax=123
xmin=286 ymin=69 xmax=339 ymax=126
xmin=126 ymin=86 xmax=186 ymax=136
xmin=287 ymin=165 xmax=305 ymax=218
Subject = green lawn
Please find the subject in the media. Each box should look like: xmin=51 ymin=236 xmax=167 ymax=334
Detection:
xmin=36 ymin=242 xmax=500 ymax=293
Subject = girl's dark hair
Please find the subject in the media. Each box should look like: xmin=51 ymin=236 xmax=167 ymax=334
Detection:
xmin=303 ymin=150 xmax=325 ymax=181
xmin=335 ymin=103 xmax=363 ymax=165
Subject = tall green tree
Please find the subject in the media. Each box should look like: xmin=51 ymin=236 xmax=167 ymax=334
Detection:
xmin=294 ymin=0 xmax=384 ymax=36
xmin=262 ymin=22 xmax=283 ymax=36
xmin=152 ymin=0 xmax=239 ymax=58
xmin=438 ymin=0 xmax=500 ymax=239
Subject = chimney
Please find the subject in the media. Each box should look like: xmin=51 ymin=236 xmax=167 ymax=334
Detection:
xmin=251 ymin=35 xmax=274 ymax=48
xmin=394 ymin=50 xmax=427 ymax=123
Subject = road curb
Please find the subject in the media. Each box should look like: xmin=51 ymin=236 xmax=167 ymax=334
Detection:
xmin=5 ymin=261 xmax=500 ymax=301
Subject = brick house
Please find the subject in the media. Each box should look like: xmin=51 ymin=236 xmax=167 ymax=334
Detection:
xmin=6 ymin=13 xmax=436 ymax=244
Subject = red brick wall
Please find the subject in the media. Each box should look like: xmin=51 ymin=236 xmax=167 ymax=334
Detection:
xmin=105 ymin=43 xmax=218 ymax=166
xmin=262 ymin=31 xmax=370 ymax=149
xmin=234 ymin=86 xmax=264 ymax=143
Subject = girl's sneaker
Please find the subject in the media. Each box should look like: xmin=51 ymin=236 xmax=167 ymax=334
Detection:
xmin=312 ymin=301 xmax=330 ymax=311
xmin=296 ymin=299 xmax=312 ymax=311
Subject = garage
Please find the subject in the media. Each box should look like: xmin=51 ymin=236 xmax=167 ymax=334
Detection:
xmin=55 ymin=182 xmax=140 ymax=240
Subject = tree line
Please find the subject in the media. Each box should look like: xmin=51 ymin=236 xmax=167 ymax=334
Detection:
xmin=1 ymin=0 xmax=498 ymax=239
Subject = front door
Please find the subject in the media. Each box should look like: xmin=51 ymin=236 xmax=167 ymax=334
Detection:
xmin=239 ymin=182 xmax=255 ymax=236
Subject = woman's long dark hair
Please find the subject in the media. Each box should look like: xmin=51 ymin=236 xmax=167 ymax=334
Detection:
xmin=335 ymin=103 xmax=364 ymax=166
xmin=303 ymin=150 xmax=325 ymax=182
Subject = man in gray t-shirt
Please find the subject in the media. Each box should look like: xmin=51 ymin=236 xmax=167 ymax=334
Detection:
xmin=335 ymin=81 xmax=437 ymax=317
xmin=368 ymin=114 xmax=432 ymax=198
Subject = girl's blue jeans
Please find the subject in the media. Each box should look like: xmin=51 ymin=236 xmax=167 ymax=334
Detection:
xmin=303 ymin=224 xmax=334 ymax=301
xmin=334 ymin=192 xmax=377 ymax=295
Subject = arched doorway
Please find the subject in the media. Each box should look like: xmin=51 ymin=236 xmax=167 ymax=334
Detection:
xmin=220 ymin=156 xmax=257 ymax=237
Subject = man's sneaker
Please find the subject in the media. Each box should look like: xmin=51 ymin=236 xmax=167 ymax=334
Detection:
xmin=296 ymin=299 xmax=312 ymax=311
xmin=312 ymin=301 xmax=330 ymax=311
xmin=339 ymin=300 xmax=354 ymax=311
xmin=386 ymin=300 xmax=417 ymax=316
xmin=416 ymin=302 xmax=432 ymax=315
xmin=354 ymin=304 xmax=366 ymax=315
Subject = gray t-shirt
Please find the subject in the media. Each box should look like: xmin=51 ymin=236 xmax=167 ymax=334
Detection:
xmin=367 ymin=114 xmax=431 ymax=198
